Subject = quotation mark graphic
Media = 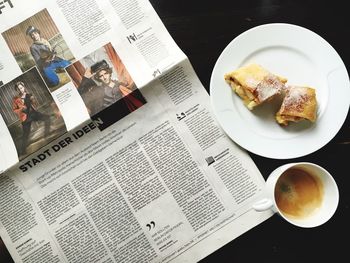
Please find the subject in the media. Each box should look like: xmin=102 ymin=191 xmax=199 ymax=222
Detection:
xmin=146 ymin=221 xmax=156 ymax=231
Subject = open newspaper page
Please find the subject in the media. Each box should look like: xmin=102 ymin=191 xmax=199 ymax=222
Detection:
xmin=0 ymin=59 xmax=272 ymax=263
xmin=0 ymin=0 xmax=186 ymax=173
xmin=0 ymin=0 xmax=273 ymax=262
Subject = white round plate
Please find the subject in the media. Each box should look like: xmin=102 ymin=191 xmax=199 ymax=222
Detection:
xmin=210 ymin=23 xmax=350 ymax=159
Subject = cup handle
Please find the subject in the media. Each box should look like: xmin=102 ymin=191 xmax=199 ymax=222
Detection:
xmin=252 ymin=198 xmax=273 ymax=212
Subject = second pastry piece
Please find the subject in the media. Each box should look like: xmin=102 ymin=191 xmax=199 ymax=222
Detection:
xmin=224 ymin=63 xmax=287 ymax=110
xmin=275 ymin=85 xmax=317 ymax=126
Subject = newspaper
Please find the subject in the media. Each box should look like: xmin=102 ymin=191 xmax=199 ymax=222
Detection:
xmin=0 ymin=0 xmax=272 ymax=262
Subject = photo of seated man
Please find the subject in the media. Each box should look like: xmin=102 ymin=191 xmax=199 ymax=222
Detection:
xmin=0 ymin=68 xmax=67 ymax=160
xmin=25 ymin=25 xmax=71 ymax=87
xmin=66 ymin=43 xmax=146 ymax=126
xmin=2 ymin=8 xmax=75 ymax=92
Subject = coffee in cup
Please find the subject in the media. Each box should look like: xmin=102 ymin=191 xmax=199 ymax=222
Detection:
xmin=253 ymin=162 xmax=338 ymax=228
xmin=275 ymin=167 xmax=323 ymax=220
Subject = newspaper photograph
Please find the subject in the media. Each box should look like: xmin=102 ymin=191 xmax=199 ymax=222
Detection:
xmin=2 ymin=8 xmax=74 ymax=91
xmin=0 ymin=67 xmax=67 ymax=160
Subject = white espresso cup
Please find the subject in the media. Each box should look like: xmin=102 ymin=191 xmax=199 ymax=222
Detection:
xmin=253 ymin=162 xmax=339 ymax=228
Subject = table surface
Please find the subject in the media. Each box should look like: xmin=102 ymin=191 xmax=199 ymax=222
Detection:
xmin=0 ymin=1 xmax=348 ymax=263
xmin=149 ymin=0 xmax=349 ymax=262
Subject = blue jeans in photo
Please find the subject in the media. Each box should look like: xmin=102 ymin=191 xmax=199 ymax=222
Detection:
xmin=43 ymin=59 xmax=71 ymax=86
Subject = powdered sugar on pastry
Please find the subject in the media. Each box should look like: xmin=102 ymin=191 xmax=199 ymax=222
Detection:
xmin=224 ymin=63 xmax=287 ymax=110
xmin=245 ymin=77 xmax=260 ymax=89
xmin=282 ymin=86 xmax=311 ymax=112
xmin=255 ymin=74 xmax=284 ymax=103
xmin=276 ymin=85 xmax=317 ymax=125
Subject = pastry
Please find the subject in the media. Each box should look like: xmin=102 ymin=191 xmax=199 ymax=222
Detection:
xmin=224 ymin=63 xmax=287 ymax=110
xmin=275 ymin=85 xmax=317 ymax=126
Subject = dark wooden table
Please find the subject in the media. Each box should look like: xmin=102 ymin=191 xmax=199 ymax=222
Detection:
xmin=0 ymin=1 xmax=348 ymax=263
xmin=150 ymin=0 xmax=349 ymax=262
